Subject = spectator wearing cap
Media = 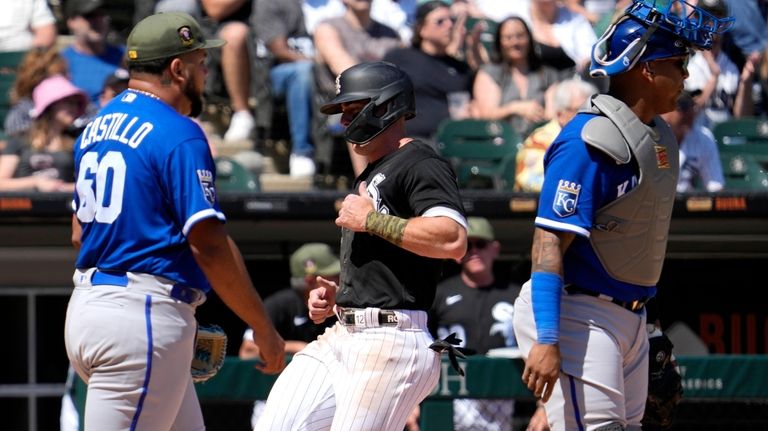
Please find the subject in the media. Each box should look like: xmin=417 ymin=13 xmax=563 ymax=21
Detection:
xmin=0 ymin=75 xmax=87 ymax=192
xmin=0 ymin=0 xmax=57 ymax=52
xmin=239 ymin=242 xmax=341 ymax=429
xmin=426 ymin=217 xmax=547 ymax=431
xmin=661 ymin=91 xmax=725 ymax=193
xmin=61 ymin=0 xmax=126 ymax=103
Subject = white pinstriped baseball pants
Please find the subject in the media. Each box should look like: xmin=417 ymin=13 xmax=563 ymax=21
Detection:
xmin=255 ymin=309 xmax=440 ymax=431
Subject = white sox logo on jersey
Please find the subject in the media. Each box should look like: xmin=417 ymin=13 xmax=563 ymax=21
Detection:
xmin=553 ymin=180 xmax=581 ymax=217
xmin=367 ymin=173 xmax=390 ymax=214
xmin=490 ymin=301 xmax=516 ymax=346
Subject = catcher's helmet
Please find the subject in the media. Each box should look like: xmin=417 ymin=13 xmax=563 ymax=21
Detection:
xmin=320 ymin=61 xmax=415 ymax=145
xmin=590 ymin=0 xmax=734 ymax=77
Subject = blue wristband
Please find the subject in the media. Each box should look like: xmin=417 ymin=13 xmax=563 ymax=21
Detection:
xmin=531 ymin=272 xmax=562 ymax=345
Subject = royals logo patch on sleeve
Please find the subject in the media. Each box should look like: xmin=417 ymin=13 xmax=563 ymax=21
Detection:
xmin=553 ymin=180 xmax=581 ymax=217
xmin=197 ymin=169 xmax=216 ymax=206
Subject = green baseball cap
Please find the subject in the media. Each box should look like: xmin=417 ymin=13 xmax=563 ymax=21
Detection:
xmin=467 ymin=217 xmax=495 ymax=241
xmin=126 ymin=12 xmax=225 ymax=64
xmin=290 ymin=243 xmax=341 ymax=278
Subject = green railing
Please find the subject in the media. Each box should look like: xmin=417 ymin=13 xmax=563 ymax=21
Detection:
xmin=73 ymin=355 xmax=768 ymax=429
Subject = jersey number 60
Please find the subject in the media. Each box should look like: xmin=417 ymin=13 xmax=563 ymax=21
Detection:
xmin=76 ymin=151 xmax=126 ymax=223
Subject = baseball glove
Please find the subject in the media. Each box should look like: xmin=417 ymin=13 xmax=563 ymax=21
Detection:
xmin=191 ymin=323 xmax=228 ymax=383
xmin=642 ymin=332 xmax=683 ymax=430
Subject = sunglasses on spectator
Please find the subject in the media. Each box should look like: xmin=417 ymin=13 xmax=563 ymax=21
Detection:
xmin=468 ymin=239 xmax=490 ymax=250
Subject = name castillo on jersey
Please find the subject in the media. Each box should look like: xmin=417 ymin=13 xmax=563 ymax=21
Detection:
xmin=78 ymin=93 xmax=154 ymax=150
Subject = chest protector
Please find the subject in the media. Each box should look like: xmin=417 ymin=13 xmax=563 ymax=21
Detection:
xmin=580 ymin=94 xmax=679 ymax=286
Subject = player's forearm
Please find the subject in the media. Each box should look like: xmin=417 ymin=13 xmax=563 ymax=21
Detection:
xmin=365 ymin=212 xmax=467 ymax=260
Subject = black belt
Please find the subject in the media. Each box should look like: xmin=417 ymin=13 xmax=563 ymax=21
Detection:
xmin=91 ymin=270 xmax=204 ymax=305
xmin=338 ymin=308 xmax=399 ymax=327
xmin=565 ymin=285 xmax=646 ymax=313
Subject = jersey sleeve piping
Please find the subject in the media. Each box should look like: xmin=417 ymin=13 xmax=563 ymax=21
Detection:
xmin=422 ymin=206 xmax=468 ymax=230
xmin=535 ymin=216 xmax=591 ymax=237
xmin=182 ymin=208 xmax=226 ymax=236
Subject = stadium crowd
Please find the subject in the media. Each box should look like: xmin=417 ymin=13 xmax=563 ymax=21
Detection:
xmin=1 ymin=0 xmax=765 ymax=192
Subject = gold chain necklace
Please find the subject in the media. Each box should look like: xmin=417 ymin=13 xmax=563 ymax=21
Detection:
xmin=129 ymin=89 xmax=161 ymax=100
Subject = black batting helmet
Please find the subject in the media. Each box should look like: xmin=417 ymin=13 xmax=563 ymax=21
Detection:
xmin=320 ymin=61 xmax=415 ymax=144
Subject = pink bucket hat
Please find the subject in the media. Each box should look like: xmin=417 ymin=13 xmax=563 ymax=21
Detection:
xmin=31 ymin=75 xmax=88 ymax=119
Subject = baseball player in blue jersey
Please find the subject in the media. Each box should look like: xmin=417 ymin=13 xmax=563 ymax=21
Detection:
xmin=64 ymin=12 xmax=285 ymax=430
xmin=512 ymin=1 xmax=733 ymax=430
xmin=255 ymin=61 xmax=468 ymax=431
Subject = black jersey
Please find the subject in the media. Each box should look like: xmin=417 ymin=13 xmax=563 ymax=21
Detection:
xmin=429 ymin=275 xmax=522 ymax=354
xmin=265 ymin=289 xmax=335 ymax=342
xmin=336 ymin=140 xmax=466 ymax=311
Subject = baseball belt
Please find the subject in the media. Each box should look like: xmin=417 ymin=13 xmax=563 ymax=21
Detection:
xmin=91 ymin=270 xmax=205 ymax=305
xmin=565 ymin=284 xmax=647 ymax=313
xmin=337 ymin=307 xmax=400 ymax=327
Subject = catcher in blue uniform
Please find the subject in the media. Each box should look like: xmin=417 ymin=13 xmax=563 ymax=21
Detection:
xmin=512 ymin=1 xmax=733 ymax=430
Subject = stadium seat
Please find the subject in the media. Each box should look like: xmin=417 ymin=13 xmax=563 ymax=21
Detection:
xmin=719 ymin=152 xmax=768 ymax=190
xmin=215 ymin=156 xmax=260 ymax=193
xmin=435 ymin=119 xmax=521 ymax=190
xmin=712 ymin=118 xmax=768 ymax=190
xmin=0 ymin=50 xmax=28 ymax=139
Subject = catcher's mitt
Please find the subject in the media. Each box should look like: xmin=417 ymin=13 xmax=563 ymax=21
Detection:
xmin=642 ymin=332 xmax=683 ymax=430
xmin=191 ymin=323 xmax=228 ymax=383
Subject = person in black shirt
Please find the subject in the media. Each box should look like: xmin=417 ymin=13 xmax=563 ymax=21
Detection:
xmin=255 ymin=61 xmax=468 ymax=431
xmin=240 ymin=242 xmax=341 ymax=429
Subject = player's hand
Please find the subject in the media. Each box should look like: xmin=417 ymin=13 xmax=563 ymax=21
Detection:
xmin=253 ymin=329 xmax=286 ymax=375
xmin=335 ymin=181 xmax=374 ymax=232
xmin=308 ymin=276 xmax=338 ymax=324
xmin=405 ymin=405 xmax=421 ymax=431
xmin=522 ymin=343 xmax=561 ymax=402
xmin=526 ymin=401 xmax=550 ymax=431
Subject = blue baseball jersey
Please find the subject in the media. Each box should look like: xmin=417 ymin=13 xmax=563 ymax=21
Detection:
xmin=73 ymin=90 xmax=225 ymax=292
xmin=535 ymin=112 xmax=656 ymax=301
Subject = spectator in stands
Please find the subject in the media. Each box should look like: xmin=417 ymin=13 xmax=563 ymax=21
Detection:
xmin=133 ymin=0 xmax=202 ymax=24
xmin=661 ymin=91 xmax=725 ymax=193
xmin=370 ymin=0 xmax=418 ymax=43
xmin=239 ymin=243 xmax=340 ymax=429
xmin=720 ymin=0 xmax=767 ymax=71
xmin=0 ymin=0 xmax=57 ymax=53
xmin=685 ymin=0 xmax=753 ymax=129
xmin=200 ymin=0 xmax=256 ymax=142
xmin=0 ymin=75 xmax=86 ymax=192
xmin=3 ymin=48 xmax=69 ymax=138
xmin=514 ymin=78 xmax=598 ymax=192
xmin=383 ymin=1 xmax=475 ymax=144
xmin=97 ymin=68 xmax=129 ymax=108
xmin=472 ymin=16 xmax=560 ymax=137
xmin=62 ymin=0 xmax=126 ymax=103
xmin=314 ymin=0 xmax=403 ymax=176
xmin=562 ymin=0 xmax=617 ymax=27
xmin=253 ymin=0 xmax=318 ymax=178
xmin=428 ymin=217 xmax=537 ymax=431
xmin=517 ymin=0 xmax=598 ymax=79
